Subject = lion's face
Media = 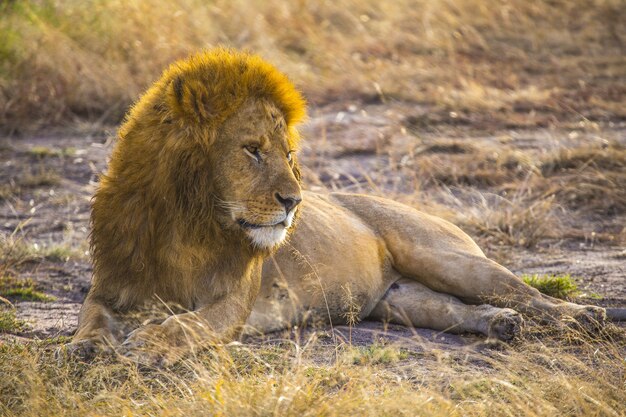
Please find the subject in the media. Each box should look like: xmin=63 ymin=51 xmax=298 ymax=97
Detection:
xmin=212 ymin=99 xmax=302 ymax=250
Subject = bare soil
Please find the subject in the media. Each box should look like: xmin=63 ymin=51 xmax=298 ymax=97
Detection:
xmin=1 ymin=102 xmax=624 ymax=346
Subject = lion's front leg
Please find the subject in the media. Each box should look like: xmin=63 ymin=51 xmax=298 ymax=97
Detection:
xmin=64 ymin=295 xmax=124 ymax=359
xmin=122 ymin=273 xmax=262 ymax=366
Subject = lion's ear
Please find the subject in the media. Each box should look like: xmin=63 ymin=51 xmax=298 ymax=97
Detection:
xmin=168 ymin=76 xmax=213 ymax=122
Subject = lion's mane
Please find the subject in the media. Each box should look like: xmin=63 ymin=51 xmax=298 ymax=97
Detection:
xmin=89 ymin=48 xmax=306 ymax=310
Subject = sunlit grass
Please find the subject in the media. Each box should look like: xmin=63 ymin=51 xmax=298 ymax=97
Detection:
xmin=0 ymin=276 xmax=56 ymax=302
xmin=0 ymin=1 xmax=624 ymax=416
xmin=0 ymin=229 xmax=86 ymax=287
xmin=522 ymin=273 xmax=579 ymax=300
xmin=1 ymin=0 xmax=624 ymax=133
xmin=1 ymin=324 xmax=625 ymax=416
xmin=0 ymin=308 xmax=26 ymax=333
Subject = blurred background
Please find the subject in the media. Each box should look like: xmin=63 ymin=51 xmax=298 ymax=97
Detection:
xmin=0 ymin=0 xmax=624 ymax=133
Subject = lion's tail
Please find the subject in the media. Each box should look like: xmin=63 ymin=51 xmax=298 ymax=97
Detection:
xmin=606 ymin=308 xmax=626 ymax=322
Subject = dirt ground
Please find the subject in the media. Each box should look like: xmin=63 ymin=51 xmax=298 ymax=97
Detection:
xmin=1 ymin=102 xmax=625 ymax=346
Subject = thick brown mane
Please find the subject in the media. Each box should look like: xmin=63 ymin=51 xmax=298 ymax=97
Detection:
xmin=88 ymin=48 xmax=306 ymax=311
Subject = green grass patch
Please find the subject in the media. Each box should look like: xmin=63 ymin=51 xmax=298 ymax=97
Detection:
xmin=350 ymin=344 xmax=409 ymax=365
xmin=43 ymin=245 xmax=74 ymax=262
xmin=0 ymin=308 xmax=26 ymax=333
xmin=27 ymin=146 xmax=77 ymax=158
xmin=522 ymin=273 xmax=579 ymax=299
xmin=0 ymin=276 xmax=56 ymax=302
xmin=27 ymin=146 xmax=60 ymax=158
xmin=36 ymin=335 xmax=73 ymax=346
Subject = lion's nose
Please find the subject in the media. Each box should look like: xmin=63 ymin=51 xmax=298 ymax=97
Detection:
xmin=275 ymin=192 xmax=302 ymax=213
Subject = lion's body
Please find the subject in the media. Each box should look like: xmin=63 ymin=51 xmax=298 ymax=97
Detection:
xmin=248 ymin=191 xmax=604 ymax=339
xmin=250 ymin=192 xmax=399 ymax=331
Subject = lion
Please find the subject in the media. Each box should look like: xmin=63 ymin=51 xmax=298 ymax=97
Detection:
xmin=72 ymin=48 xmax=306 ymax=363
xmin=73 ymin=48 xmax=606 ymax=364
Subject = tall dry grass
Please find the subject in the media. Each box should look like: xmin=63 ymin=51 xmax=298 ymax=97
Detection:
xmin=1 ymin=0 xmax=624 ymax=133
xmin=1 ymin=322 xmax=625 ymax=416
xmin=334 ymin=137 xmax=625 ymax=251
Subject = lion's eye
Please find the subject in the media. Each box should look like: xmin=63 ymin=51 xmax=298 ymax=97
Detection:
xmin=243 ymin=145 xmax=261 ymax=163
xmin=287 ymin=151 xmax=293 ymax=162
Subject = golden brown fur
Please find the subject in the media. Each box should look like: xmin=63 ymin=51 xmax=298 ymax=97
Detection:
xmin=73 ymin=49 xmax=306 ymax=364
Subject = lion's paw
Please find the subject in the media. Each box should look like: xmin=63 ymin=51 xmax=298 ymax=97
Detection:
xmin=487 ymin=309 xmax=523 ymax=341
xmin=566 ymin=305 xmax=607 ymax=331
xmin=121 ymin=324 xmax=184 ymax=367
xmin=55 ymin=338 xmax=114 ymax=363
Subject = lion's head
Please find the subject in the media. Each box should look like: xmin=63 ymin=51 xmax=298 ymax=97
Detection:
xmin=97 ymin=49 xmax=306 ymax=258
xmin=211 ymin=98 xmax=303 ymax=249
xmin=89 ymin=49 xmax=307 ymax=308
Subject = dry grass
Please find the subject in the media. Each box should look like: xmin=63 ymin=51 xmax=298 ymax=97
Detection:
xmin=0 ymin=226 xmax=41 ymax=272
xmin=1 ymin=325 xmax=624 ymax=416
xmin=0 ymin=275 xmax=56 ymax=302
xmin=17 ymin=170 xmax=61 ymax=188
xmin=367 ymin=139 xmax=625 ymax=249
xmin=417 ymin=147 xmax=538 ymax=188
xmin=0 ymin=224 xmax=86 ymax=277
xmin=0 ymin=309 xmax=26 ymax=333
xmin=1 ymin=0 xmax=624 ymax=133
xmin=442 ymin=188 xmax=562 ymax=249
xmin=0 ymin=166 xmax=62 ymax=201
xmin=537 ymin=143 xmax=626 ymax=216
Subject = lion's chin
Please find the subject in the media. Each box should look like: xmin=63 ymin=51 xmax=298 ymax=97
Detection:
xmin=245 ymin=225 xmax=288 ymax=250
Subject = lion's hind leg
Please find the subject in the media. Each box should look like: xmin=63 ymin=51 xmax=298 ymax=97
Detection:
xmin=369 ymin=278 xmax=523 ymax=341
xmin=331 ymin=193 xmax=606 ymax=327
xmin=391 ymin=249 xmax=606 ymax=327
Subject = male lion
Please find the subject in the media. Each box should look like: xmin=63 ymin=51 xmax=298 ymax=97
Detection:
xmin=73 ymin=49 xmax=306 ymax=363
xmin=74 ymin=49 xmax=605 ymax=364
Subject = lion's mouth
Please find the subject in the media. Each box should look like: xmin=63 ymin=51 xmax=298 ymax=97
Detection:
xmin=237 ymin=212 xmax=296 ymax=249
xmin=237 ymin=219 xmax=286 ymax=229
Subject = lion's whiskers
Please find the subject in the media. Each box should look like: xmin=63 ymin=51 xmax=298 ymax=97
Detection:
xmin=212 ymin=194 xmax=246 ymax=213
